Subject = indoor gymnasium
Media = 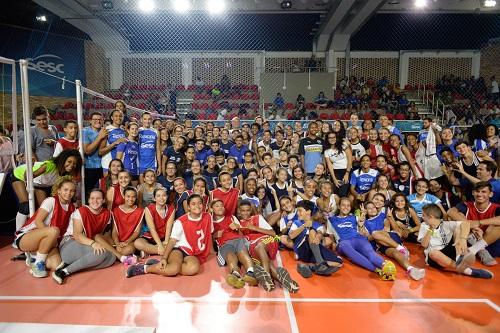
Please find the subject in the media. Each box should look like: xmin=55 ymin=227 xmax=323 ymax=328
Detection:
xmin=0 ymin=0 xmax=499 ymax=332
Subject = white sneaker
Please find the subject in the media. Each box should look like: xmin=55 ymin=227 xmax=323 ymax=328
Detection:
xmin=478 ymin=249 xmax=497 ymax=267
xmin=408 ymin=267 xmax=426 ymax=281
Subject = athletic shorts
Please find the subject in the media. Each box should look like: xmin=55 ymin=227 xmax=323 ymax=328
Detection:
xmin=427 ymin=242 xmax=456 ymax=269
xmin=249 ymin=236 xmax=278 ymax=261
xmin=219 ymin=238 xmax=249 ymax=260
xmin=294 ymin=240 xmax=343 ymax=264
xmin=376 ymin=232 xmax=403 ymax=254
xmin=138 ymin=236 xmax=157 ymax=245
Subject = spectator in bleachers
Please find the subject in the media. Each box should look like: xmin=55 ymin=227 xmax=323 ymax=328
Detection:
xmin=115 ymin=100 xmax=130 ymax=124
xmin=273 ymin=93 xmax=285 ymax=111
xmin=31 ymin=106 xmax=58 ymax=162
xmin=195 ymin=76 xmax=205 ymax=94
xmin=491 ymin=76 xmax=499 ymax=103
xmin=220 ymin=74 xmax=231 ymax=94
xmin=314 ymin=92 xmax=329 ymax=110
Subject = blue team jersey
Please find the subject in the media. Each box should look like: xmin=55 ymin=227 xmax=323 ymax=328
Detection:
xmin=350 ymin=168 xmax=379 ymax=194
xmin=101 ymin=125 xmax=126 ymax=169
xmin=279 ymin=209 xmax=299 ymax=234
xmin=364 ymin=212 xmax=387 ymax=234
xmin=138 ymin=127 xmax=158 ymax=171
xmin=407 ymin=193 xmax=441 ymax=217
xmin=291 ymin=219 xmax=323 ymax=251
xmin=117 ymin=140 xmax=139 ymax=176
xmin=163 ymin=146 xmax=183 ymax=164
xmin=327 ymin=215 xmax=360 ymax=241
xmin=220 ymin=140 xmax=233 ymax=156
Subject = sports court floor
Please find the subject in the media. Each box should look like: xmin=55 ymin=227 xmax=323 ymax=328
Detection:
xmin=0 ymin=242 xmax=498 ymax=333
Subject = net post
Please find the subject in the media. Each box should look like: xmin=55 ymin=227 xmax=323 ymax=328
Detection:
xmin=75 ymin=80 xmax=86 ymax=205
xmin=19 ymin=59 xmax=35 ymax=216
xmin=11 ymin=60 xmax=18 ymax=153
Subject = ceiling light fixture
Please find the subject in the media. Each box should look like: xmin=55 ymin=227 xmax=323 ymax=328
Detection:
xmin=172 ymin=0 xmax=191 ymax=13
xmin=36 ymin=15 xmax=47 ymax=22
xmin=206 ymin=0 xmax=226 ymax=15
xmin=484 ymin=0 xmax=496 ymax=7
xmin=138 ymin=0 xmax=155 ymax=13
xmin=281 ymin=1 xmax=292 ymax=9
xmin=414 ymin=0 xmax=427 ymax=8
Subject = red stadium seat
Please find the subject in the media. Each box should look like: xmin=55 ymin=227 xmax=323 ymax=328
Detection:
xmin=363 ymin=113 xmax=373 ymax=120
xmin=330 ymin=113 xmax=340 ymax=120
xmin=250 ymin=93 xmax=260 ymax=100
xmin=207 ymin=113 xmax=217 ymax=120
xmin=193 ymin=94 xmax=203 ymax=100
xmin=56 ymin=124 xmax=64 ymax=132
xmin=240 ymin=93 xmax=250 ymax=100
xmin=395 ymin=114 xmax=406 ymax=120
xmin=404 ymin=84 xmax=413 ymax=90
xmin=249 ymin=85 xmax=258 ymax=92
xmin=187 ymin=85 xmax=196 ymax=91
xmin=319 ymin=113 xmax=329 ymax=120
xmin=198 ymin=112 xmax=207 ymax=120
xmin=176 ymin=85 xmax=185 ymax=91
xmin=285 ymin=103 xmax=294 ymax=110
xmin=200 ymin=103 xmax=209 ymax=110
xmin=306 ymin=103 xmax=315 ymax=110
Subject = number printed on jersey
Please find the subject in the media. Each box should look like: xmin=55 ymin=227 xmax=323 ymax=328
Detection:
xmin=196 ymin=229 xmax=205 ymax=251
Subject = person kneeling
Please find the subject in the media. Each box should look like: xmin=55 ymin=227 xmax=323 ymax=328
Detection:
xmin=126 ymin=194 xmax=212 ymax=278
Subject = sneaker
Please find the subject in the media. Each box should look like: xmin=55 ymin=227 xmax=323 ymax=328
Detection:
xmin=455 ymin=252 xmax=475 ymax=273
xmin=52 ymin=268 xmax=69 ymax=285
xmin=123 ymin=255 xmax=138 ymax=266
xmin=216 ymin=252 xmax=226 ymax=267
xmin=25 ymin=253 xmax=35 ymax=267
xmin=276 ymin=267 xmax=299 ymax=293
xmin=297 ymin=263 xmax=313 ymax=278
xmin=242 ymin=271 xmax=258 ymax=286
xmin=145 ymin=258 xmax=160 ymax=266
xmin=126 ymin=264 xmax=146 ymax=278
xmin=477 ymin=249 xmax=497 ymax=267
xmin=314 ymin=262 xmax=339 ymax=276
xmin=398 ymin=246 xmax=410 ymax=260
xmin=226 ymin=273 xmax=245 ymax=289
xmin=30 ymin=261 xmax=48 ymax=278
xmin=408 ymin=267 xmax=426 ymax=281
xmin=469 ymin=268 xmax=494 ymax=279
xmin=253 ymin=264 xmax=275 ymax=292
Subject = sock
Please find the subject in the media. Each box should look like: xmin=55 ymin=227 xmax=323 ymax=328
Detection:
xmin=62 ymin=268 xmax=69 ymax=275
xmin=309 ymin=243 xmax=324 ymax=264
xmin=231 ymin=270 xmax=241 ymax=278
xmin=246 ymin=267 xmax=254 ymax=273
xmin=468 ymin=239 xmax=487 ymax=255
xmin=120 ymin=255 xmax=127 ymax=263
xmin=396 ymin=245 xmax=405 ymax=251
xmin=407 ymin=266 xmax=414 ymax=272
xmin=35 ymin=252 xmax=47 ymax=264
xmin=144 ymin=265 xmax=149 ymax=274
xmin=15 ymin=213 xmax=28 ymax=231
xmin=463 ymin=267 xmax=472 ymax=276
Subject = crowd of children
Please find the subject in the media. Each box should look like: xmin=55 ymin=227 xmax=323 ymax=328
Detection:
xmin=9 ymin=103 xmax=499 ymax=292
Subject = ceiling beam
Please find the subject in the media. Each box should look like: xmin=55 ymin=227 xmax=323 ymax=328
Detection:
xmin=314 ymin=0 xmax=356 ymax=52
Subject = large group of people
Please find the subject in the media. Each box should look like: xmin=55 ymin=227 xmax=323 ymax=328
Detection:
xmin=5 ymin=101 xmax=499 ymax=292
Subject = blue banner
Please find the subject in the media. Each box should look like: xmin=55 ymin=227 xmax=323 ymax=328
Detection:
xmin=0 ymin=26 xmax=86 ymax=97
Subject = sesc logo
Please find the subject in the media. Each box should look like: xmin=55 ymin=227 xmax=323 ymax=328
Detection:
xmin=26 ymin=54 xmax=65 ymax=75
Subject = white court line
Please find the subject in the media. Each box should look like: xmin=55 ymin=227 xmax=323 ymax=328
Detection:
xmin=276 ymin=252 xmax=299 ymax=333
xmin=0 ymin=295 xmax=498 ymax=312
